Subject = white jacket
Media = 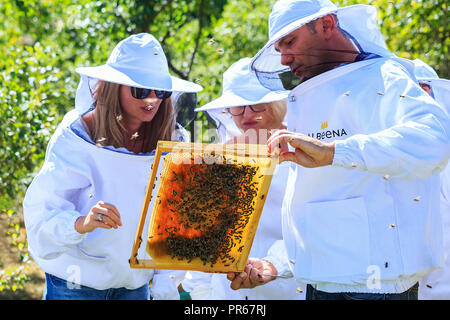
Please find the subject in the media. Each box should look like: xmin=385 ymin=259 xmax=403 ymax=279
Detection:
xmin=266 ymin=57 xmax=450 ymax=293
xmin=182 ymin=162 xmax=305 ymax=299
xmin=419 ymin=78 xmax=450 ymax=299
xmin=419 ymin=165 xmax=450 ymax=299
xmin=23 ymin=110 xmax=183 ymax=298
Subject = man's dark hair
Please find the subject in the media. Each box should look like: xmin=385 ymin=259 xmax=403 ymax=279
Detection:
xmin=306 ymin=14 xmax=339 ymax=34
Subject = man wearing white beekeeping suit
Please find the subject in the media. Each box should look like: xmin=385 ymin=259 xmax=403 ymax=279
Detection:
xmin=227 ymin=0 xmax=450 ymax=300
xmin=411 ymin=58 xmax=450 ymax=300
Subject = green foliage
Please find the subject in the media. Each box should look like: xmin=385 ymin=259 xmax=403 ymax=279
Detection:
xmin=337 ymin=0 xmax=449 ymax=77
xmin=0 ymin=208 xmax=31 ymax=292
xmin=0 ymin=43 xmax=68 ymax=200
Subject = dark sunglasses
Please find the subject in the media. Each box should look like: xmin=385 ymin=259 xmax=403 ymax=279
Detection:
xmin=130 ymin=87 xmax=172 ymax=100
xmin=228 ymin=104 xmax=267 ymax=116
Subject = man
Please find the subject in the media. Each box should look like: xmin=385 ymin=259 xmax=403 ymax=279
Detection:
xmin=227 ymin=0 xmax=450 ymax=300
xmin=411 ymin=59 xmax=450 ymax=300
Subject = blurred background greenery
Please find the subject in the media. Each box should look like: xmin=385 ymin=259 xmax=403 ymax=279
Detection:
xmin=0 ymin=0 xmax=448 ymax=298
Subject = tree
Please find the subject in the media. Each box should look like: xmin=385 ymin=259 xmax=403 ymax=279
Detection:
xmin=337 ymin=0 xmax=449 ymax=77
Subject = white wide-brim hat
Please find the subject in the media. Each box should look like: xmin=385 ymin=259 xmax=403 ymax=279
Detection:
xmin=249 ymin=0 xmax=415 ymax=90
xmin=196 ymin=57 xmax=289 ymax=112
xmin=76 ymin=33 xmax=202 ymax=92
xmin=74 ymin=33 xmax=202 ymax=114
xmin=195 ymin=57 xmax=290 ymax=142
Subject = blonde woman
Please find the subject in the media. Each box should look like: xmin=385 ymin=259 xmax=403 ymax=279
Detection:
xmin=181 ymin=58 xmax=306 ymax=300
xmin=23 ymin=33 xmax=202 ymax=300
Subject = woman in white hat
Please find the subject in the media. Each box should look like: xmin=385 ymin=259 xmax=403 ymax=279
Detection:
xmin=23 ymin=33 xmax=202 ymax=300
xmin=181 ymin=57 xmax=306 ymax=300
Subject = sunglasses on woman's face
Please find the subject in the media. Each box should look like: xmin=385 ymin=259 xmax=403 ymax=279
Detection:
xmin=228 ymin=104 xmax=267 ymax=116
xmin=130 ymin=87 xmax=172 ymax=100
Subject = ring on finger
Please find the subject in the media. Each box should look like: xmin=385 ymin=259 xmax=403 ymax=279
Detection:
xmin=97 ymin=213 xmax=103 ymax=222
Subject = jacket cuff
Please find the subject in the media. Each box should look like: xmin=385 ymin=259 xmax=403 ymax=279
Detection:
xmin=263 ymin=240 xmax=293 ymax=278
xmin=332 ymin=138 xmax=367 ymax=171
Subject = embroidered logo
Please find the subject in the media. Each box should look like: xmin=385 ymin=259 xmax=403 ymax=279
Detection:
xmin=307 ymin=121 xmax=348 ymax=141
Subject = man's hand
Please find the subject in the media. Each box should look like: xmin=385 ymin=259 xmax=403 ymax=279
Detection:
xmin=226 ymin=258 xmax=278 ymax=290
xmin=268 ymin=130 xmax=335 ymax=167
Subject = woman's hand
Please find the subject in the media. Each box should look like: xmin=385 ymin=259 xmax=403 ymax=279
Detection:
xmin=75 ymin=201 xmax=122 ymax=234
xmin=268 ymin=130 xmax=335 ymax=168
xmin=226 ymin=258 xmax=278 ymax=290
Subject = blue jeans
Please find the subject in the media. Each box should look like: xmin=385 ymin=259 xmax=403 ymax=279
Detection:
xmin=44 ymin=273 xmax=150 ymax=300
xmin=306 ymin=282 xmax=419 ymax=300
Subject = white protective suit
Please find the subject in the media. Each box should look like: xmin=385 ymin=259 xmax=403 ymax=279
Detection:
xmin=249 ymin=0 xmax=450 ymax=294
xmin=23 ymin=108 xmax=186 ymax=299
xmin=265 ymin=56 xmax=450 ymax=293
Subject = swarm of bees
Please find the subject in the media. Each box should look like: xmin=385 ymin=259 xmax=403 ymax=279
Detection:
xmin=147 ymin=152 xmax=265 ymax=269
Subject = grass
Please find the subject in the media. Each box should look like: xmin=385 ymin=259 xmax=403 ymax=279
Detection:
xmin=0 ymin=207 xmax=45 ymax=300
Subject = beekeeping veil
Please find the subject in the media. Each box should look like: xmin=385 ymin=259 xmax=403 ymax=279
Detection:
xmin=250 ymin=0 xmax=414 ymax=90
xmin=195 ymin=57 xmax=290 ymax=143
xmin=74 ymin=33 xmax=202 ymax=127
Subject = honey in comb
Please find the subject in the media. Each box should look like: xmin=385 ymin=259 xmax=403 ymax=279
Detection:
xmin=147 ymin=152 xmax=261 ymax=267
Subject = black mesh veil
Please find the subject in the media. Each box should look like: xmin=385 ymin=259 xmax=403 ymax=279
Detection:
xmin=250 ymin=37 xmax=363 ymax=91
xmin=249 ymin=4 xmax=406 ymax=91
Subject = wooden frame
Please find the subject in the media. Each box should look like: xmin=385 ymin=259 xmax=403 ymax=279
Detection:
xmin=129 ymin=141 xmax=276 ymax=273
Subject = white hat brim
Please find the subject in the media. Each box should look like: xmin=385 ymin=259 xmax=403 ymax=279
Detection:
xmin=269 ymin=7 xmax=338 ymax=52
xmin=75 ymin=64 xmax=203 ymax=93
xmin=417 ymin=78 xmax=450 ymax=88
xmin=195 ymin=90 xmax=290 ymax=111
xmin=251 ymin=6 xmax=341 ymax=73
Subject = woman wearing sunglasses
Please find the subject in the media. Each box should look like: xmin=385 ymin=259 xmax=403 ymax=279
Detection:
xmin=180 ymin=58 xmax=305 ymax=300
xmin=23 ymin=33 xmax=202 ymax=300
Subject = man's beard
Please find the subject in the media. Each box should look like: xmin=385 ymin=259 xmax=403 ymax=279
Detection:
xmin=288 ymin=47 xmax=360 ymax=82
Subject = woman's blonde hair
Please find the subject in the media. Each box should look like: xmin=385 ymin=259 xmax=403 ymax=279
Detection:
xmin=90 ymin=80 xmax=175 ymax=153
xmin=265 ymin=100 xmax=287 ymax=129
